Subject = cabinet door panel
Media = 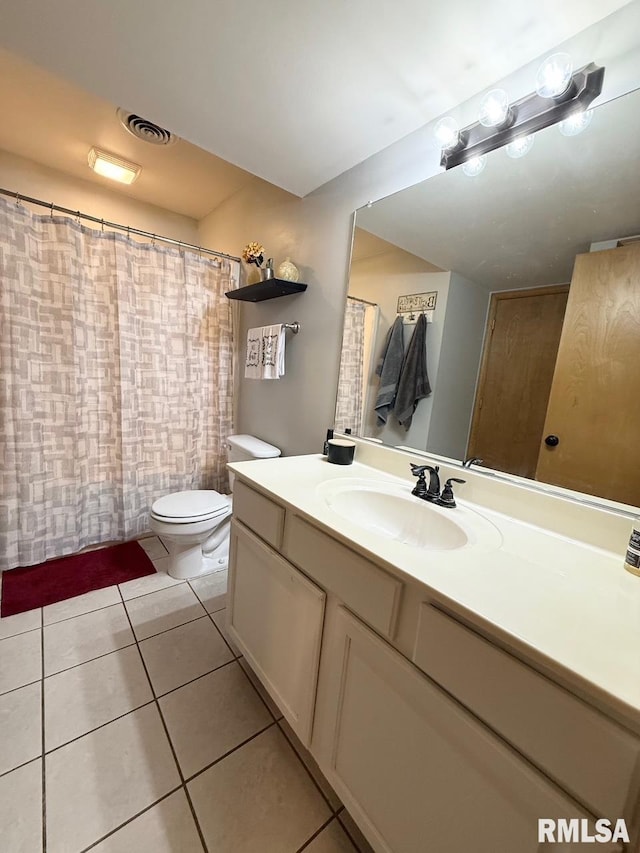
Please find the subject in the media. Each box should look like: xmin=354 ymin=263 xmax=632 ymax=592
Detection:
xmin=314 ymin=607 xmax=611 ymax=853
xmin=228 ymin=520 xmax=325 ymax=745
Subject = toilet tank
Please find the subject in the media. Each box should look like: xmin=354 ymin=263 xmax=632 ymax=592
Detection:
xmin=227 ymin=434 xmax=281 ymax=491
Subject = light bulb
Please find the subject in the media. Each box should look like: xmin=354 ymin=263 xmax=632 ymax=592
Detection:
xmin=478 ymin=89 xmax=510 ymax=128
xmin=462 ymin=155 xmax=487 ymax=177
xmin=559 ymin=109 xmax=593 ymax=137
xmin=506 ymin=134 xmax=534 ymax=159
xmin=535 ymin=53 xmax=573 ymax=99
xmin=434 ymin=117 xmax=460 ymax=150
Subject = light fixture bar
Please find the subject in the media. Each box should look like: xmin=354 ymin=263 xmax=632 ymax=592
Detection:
xmin=441 ymin=62 xmax=604 ymax=170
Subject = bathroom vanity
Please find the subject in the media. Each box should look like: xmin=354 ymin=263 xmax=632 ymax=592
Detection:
xmin=226 ymin=447 xmax=640 ymax=853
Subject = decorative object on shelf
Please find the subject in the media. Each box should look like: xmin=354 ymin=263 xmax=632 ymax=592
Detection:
xmin=277 ymin=257 xmax=300 ymax=282
xmin=261 ymin=258 xmax=275 ymax=280
xmin=434 ymin=57 xmax=604 ymax=171
xmin=242 ymin=241 xmax=265 ymax=268
xmin=225 ymin=278 xmax=308 ymax=302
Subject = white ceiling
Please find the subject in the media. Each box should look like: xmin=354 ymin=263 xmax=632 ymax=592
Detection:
xmin=356 ymin=88 xmax=640 ymax=290
xmin=0 ymin=50 xmax=263 ymax=220
xmin=0 ymin=0 xmax=631 ymax=196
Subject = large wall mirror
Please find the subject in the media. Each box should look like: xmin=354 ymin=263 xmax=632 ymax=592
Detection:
xmin=335 ymin=87 xmax=640 ymax=507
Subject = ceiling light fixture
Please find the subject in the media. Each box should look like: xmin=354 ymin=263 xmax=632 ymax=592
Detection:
xmin=438 ymin=60 xmax=603 ymax=171
xmin=88 ymin=148 xmax=141 ymax=184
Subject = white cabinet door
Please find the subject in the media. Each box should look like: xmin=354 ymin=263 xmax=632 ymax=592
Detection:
xmin=313 ymin=606 xmax=613 ymax=853
xmin=228 ymin=520 xmax=325 ymax=745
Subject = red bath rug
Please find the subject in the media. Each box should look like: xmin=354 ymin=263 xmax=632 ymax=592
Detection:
xmin=1 ymin=541 xmax=156 ymax=617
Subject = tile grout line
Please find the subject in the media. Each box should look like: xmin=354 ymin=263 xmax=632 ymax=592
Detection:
xmin=182 ymin=719 xmax=278 ymax=786
xmin=276 ymin=720 xmax=343 ymax=817
xmin=0 ymin=676 xmax=43 ymax=699
xmin=42 ymin=654 xmax=242 ymax=760
xmin=40 ymin=607 xmax=46 ymax=853
xmin=78 ymin=785 xmax=183 ymax=853
xmin=40 ymin=610 xmax=218 ymax=684
xmin=295 ymin=814 xmax=336 ymax=852
xmin=0 ymin=753 xmax=42 ymax=782
xmin=115 ymin=585 xmax=211 ymax=853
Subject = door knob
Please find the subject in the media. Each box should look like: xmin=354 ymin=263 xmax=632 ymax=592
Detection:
xmin=544 ymin=434 xmax=560 ymax=447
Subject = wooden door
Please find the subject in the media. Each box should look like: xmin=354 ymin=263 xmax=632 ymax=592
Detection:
xmin=227 ymin=520 xmax=325 ymax=745
xmin=536 ymin=245 xmax=640 ymax=504
xmin=467 ymin=285 xmax=569 ymax=477
xmin=312 ymin=606 xmax=602 ymax=853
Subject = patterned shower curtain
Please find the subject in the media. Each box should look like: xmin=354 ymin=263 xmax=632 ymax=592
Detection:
xmin=335 ymin=297 xmax=367 ymax=434
xmin=0 ymin=197 xmax=236 ymax=570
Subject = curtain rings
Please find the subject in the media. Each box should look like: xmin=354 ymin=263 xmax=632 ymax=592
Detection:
xmin=50 ymin=201 xmax=54 ymax=218
xmin=76 ymin=210 xmax=81 ymax=224
xmin=15 ymin=192 xmax=21 ymax=207
xmin=101 ymin=218 xmax=105 ymax=232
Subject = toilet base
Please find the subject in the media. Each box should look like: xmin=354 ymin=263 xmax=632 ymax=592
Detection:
xmin=164 ymin=539 xmax=229 ymax=580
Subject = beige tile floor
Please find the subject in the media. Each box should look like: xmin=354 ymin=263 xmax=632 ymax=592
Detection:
xmin=0 ymin=536 xmax=372 ymax=853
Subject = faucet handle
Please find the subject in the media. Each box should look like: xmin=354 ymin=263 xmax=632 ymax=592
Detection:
xmin=437 ymin=477 xmax=466 ymax=508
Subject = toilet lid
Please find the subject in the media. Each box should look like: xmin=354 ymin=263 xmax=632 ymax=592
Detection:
xmin=151 ymin=490 xmax=229 ymax=522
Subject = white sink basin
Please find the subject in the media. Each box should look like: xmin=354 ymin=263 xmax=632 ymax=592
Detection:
xmin=316 ymin=478 xmax=501 ymax=552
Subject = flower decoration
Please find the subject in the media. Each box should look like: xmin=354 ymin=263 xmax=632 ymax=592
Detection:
xmin=242 ymin=242 xmax=265 ymax=268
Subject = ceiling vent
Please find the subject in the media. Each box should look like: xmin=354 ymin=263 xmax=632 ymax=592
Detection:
xmin=117 ymin=109 xmax=177 ymax=146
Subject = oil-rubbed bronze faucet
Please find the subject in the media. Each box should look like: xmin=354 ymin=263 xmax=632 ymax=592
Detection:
xmin=410 ymin=464 xmax=441 ymax=502
xmin=436 ymin=478 xmax=466 ymax=508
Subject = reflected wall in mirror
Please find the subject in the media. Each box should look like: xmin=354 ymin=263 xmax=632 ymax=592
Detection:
xmin=336 ymin=89 xmax=640 ymax=506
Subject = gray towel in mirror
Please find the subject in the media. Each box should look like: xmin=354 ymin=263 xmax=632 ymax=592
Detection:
xmin=394 ymin=313 xmax=431 ymax=429
xmin=374 ymin=316 xmax=404 ymax=425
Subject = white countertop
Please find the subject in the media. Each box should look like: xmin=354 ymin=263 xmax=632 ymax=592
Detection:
xmin=229 ymin=454 xmax=640 ymax=729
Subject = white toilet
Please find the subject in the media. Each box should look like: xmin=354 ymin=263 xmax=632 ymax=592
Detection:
xmin=149 ymin=434 xmax=281 ymax=579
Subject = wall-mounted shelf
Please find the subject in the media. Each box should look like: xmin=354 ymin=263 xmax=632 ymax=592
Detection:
xmin=225 ymin=278 xmax=308 ymax=302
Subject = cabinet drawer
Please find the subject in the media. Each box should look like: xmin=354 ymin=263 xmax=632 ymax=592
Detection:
xmin=232 ymin=479 xmax=285 ymax=549
xmin=414 ymin=604 xmax=640 ymax=820
xmin=283 ymin=514 xmax=402 ymax=638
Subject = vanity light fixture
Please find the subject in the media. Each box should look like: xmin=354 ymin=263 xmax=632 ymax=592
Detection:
xmin=478 ymin=89 xmax=511 ymax=128
xmin=505 ymin=134 xmax=535 ymax=159
xmin=434 ymin=117 xmax=460 ymax=150
xmin=438 ymin=59 xmax=604 ymax=170
xmin=88 ymin=148 xmax=141 ymax=184
xmin=535 ymin=53 xmax=574 ymax=99
xmin=558 ymin=109 xmax=594 ymax=137
xmin=461 ymin=155 xmax=487 ymax=177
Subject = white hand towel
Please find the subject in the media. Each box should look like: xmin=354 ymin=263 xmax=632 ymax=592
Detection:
xmin=261 ymin=324 xmax=285 ymax=379
xmin=245 ymin=327 xmax=262 ymax=379
xmin=245 ymin=324 xmax=286 ymax=379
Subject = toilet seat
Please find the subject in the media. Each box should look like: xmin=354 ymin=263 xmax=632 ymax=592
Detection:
xmin=151 ymin=490 xmax=230 ymax=524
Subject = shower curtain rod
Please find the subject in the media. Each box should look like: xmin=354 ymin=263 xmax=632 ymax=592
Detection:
xmin=347 ymin=295 xmax=378 ymax=307
xmin=0 ymin=187 xmax=241 ymax=262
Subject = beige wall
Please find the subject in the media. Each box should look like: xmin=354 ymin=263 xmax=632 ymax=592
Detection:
xmin=198 ymin=6 xmax=640 ymax=457
xmin=0 ymin=149 xmax=199 ymax=244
